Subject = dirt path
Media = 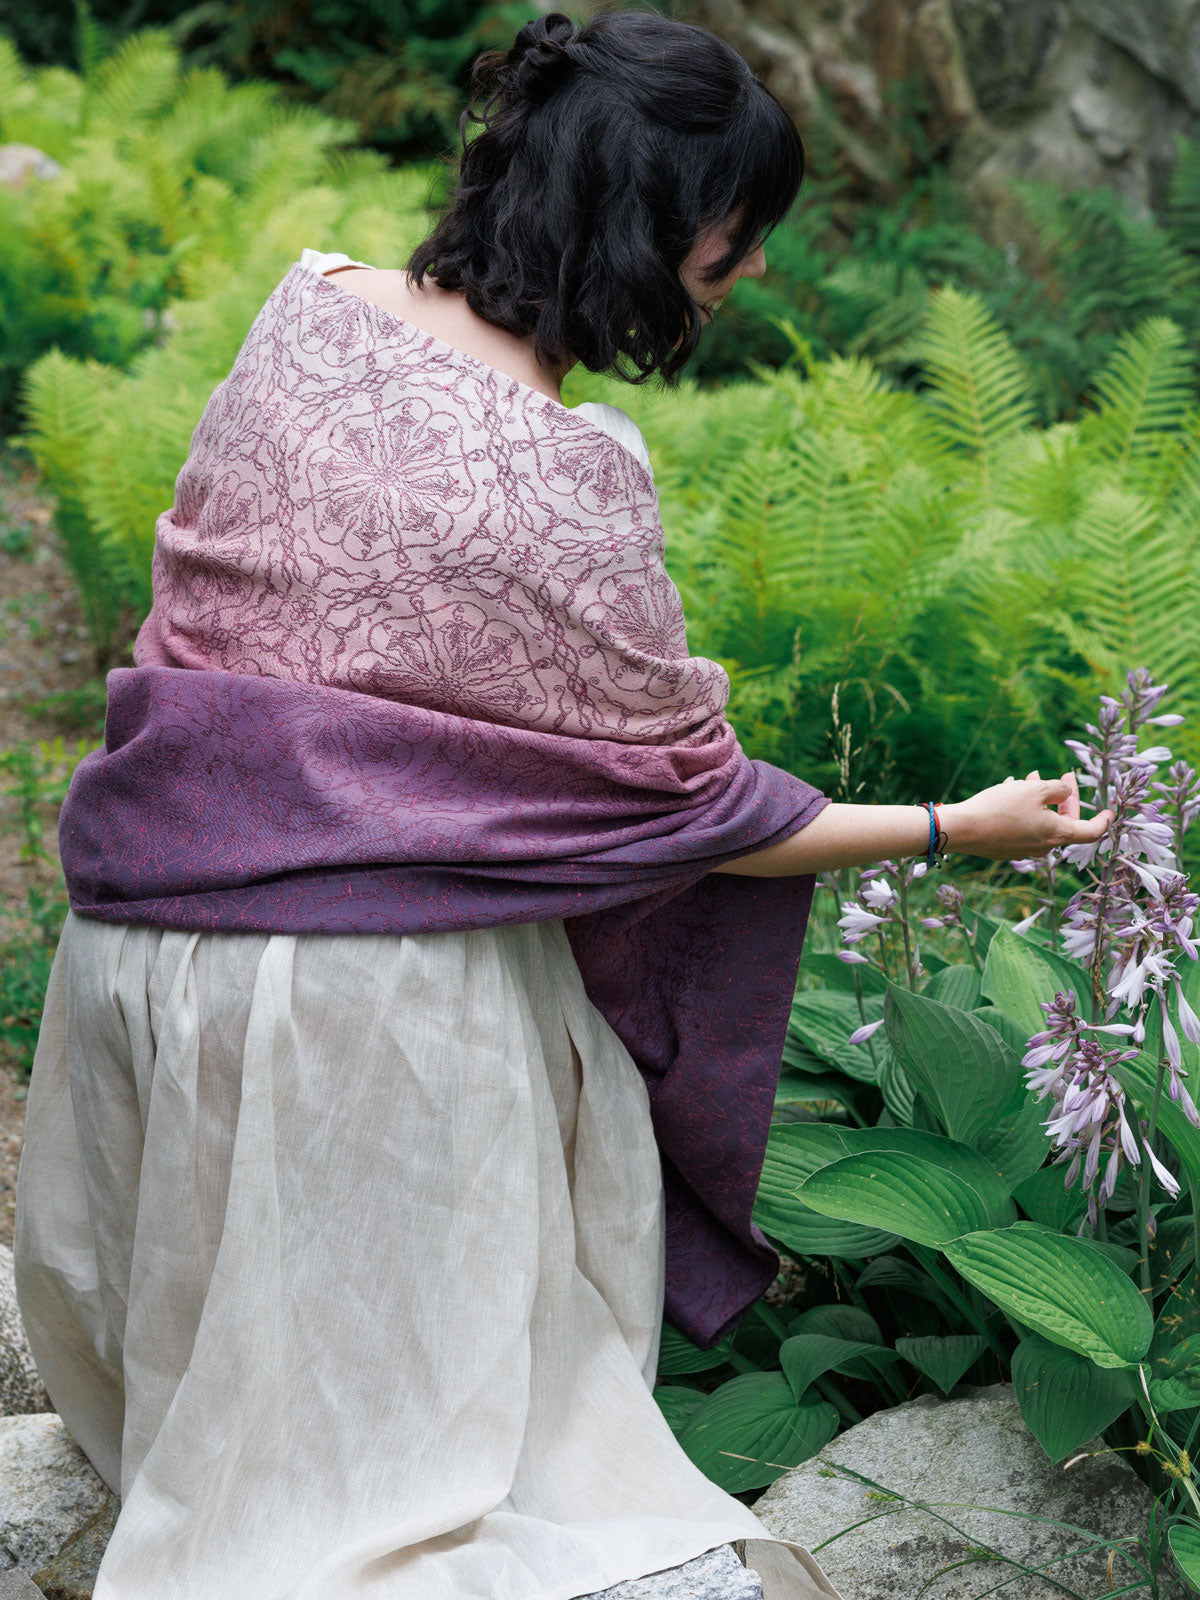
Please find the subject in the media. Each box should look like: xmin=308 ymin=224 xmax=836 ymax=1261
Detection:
xmin=0 ymin=449 xmax=104 ymax=1248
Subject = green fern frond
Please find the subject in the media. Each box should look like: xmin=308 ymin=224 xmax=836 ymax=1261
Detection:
xmin=19 ymin=348 xmax=127 ymax=654
xmin=1082 ymin=317 xmax=1194 ymax=476
xmin=1049 ymin=484 xmax=1200 ymax=714
xmin=87 ymin=28 xmax=178 ymax=131
xmin=0 ymin=35 xmax=27 ymax=137
xmin=914 ymin=285 xmax=1036 ymax=499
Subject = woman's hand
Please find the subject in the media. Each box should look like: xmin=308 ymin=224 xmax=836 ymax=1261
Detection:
xmin=940 ymin=769 xmax=1113 ymax=861
xmin=712 ymin=768 xmax=1113 ymax=878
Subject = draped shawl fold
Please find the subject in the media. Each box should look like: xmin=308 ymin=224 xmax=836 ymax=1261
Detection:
xmin=57 ymin=263 xmax=830 ymax=1345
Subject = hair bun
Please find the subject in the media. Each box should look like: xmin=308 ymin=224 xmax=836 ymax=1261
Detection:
xmin=509 ymin=13 xmax=576 ymax=103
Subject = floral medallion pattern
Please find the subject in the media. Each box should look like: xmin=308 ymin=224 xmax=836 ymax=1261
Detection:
xmin=137 ymin=264 xmax=729 ymax=745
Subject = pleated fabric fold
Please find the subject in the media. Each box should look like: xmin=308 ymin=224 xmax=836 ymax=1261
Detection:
xmin=15 ymin=911 xmax=841 ymax=1600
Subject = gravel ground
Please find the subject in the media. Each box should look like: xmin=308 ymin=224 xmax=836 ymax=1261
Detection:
xmin=0 ymin=450 xmax=112 ymax=1248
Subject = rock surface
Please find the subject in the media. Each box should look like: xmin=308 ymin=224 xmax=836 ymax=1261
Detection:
xmin=0 ymin=1416 xmax=115 ymax=1577
xmin=32 ymin=1501 xmax=118 ymax=1600
xmin=0 ymin=145 xmax=62 ymax=190
xmin=583 ymin=1545 xmax=762 ymax=1599
xmin=0 ymin=1248 xmax=51 ymax=1417
xmin=752 ymin=1382 xmax=1187 ymax=1599
xmin=0 ymin=1571 xmax=46 ymax=1598
xmin=675 ymin=0 xmax=1198 ymax=230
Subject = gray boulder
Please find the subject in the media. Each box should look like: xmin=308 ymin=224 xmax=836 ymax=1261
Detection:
xmin=583 ymin=1545 xmax=762 ymax=1598
xmin=32 ymin=1501 xmax=119 ymax=1600
xmin=0 ymin=1248 xmax=51 ymax=1417
xmin=752 ymin=1382 xmax=1187 ymax=1599
xmin=0 ymin=1571 xmax=47 ymax=1598
xmin=0 ymin=145 xmax=62 ymax=189
xmin=0 ymin=1417 xmax=115 ymax=1577
xmin=1075 ymin=0 xmax=1200 ymax=112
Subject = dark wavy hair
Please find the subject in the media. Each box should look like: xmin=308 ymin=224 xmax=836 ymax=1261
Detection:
xmin=404 ymin=7 xmax=804 ymax=386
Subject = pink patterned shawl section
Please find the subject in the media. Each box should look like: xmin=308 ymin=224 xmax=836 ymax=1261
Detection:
xmin=134 ymin=263 xmax=728 ymax=747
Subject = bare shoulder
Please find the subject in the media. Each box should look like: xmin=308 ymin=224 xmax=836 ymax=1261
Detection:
xmin=322 ymin=266 xmax=559 ymax=401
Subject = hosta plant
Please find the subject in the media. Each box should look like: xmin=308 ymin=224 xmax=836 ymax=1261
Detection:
xmin=657 ymin=669 xmax=1200 ymax=1595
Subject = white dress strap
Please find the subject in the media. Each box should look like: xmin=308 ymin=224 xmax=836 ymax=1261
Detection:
xmin=297 ymin=248 xmax=374 ymax=276
xmin=295 ymin=249 xmax=653 ymax=476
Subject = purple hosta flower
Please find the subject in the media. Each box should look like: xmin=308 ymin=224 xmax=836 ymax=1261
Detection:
xmin=1023 ymin=991 xmax=1180 ymax=1230
xmin=1061 ymin=755 xmax=1176 ymax=880
xmin=838 ymin=903 xmax=891 ymax=944
xmin=848 ymin=1017 xmax=886 ymax=1045
xmin=1106 ymin=874 xmax=1200 ymax=1105
xmin=838 ymin=867 xmax=898 ymax=950
xmin=860 ymin=878 xmax=898 ymax=913
xmin=922 ymin=881 xmax=964 ymax=931
xmin=1153 ymin=759 xmax=1200 ymax=847
xmin=1118 ymin=667 xmax=1178 ymax=728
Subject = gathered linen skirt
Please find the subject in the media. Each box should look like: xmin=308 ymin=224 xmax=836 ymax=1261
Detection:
xmin=13 ymin=909 xmax=840 ymax=1600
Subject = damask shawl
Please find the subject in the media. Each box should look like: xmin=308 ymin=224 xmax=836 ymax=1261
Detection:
xmin=58 ymin=262 xmax=830 ymax=1346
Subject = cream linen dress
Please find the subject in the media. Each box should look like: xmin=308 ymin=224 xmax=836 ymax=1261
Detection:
xmin=12 ymin=253 xmax=843 ymax=1600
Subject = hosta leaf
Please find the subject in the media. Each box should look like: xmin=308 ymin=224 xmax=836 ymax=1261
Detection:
xmin=1149 ymin=1271 xmax=1200 ymax=1411
xmin=896 ymin=1334 xmax=988 ymax=1394
xmin=799 ymin=954 xmax=887 ymax=995
xmin=840 ymin=1126 xmax=1014 ymax=1213
xmin=755 ymin=1124 xmax=898 ymax=1259
xmin=779 ymin=1334 xmax=903 ymax=1404
xmin=654 ymin=1384 xmax=705 ymax=1439
xmin=922 ymin=964 xmax=982 ymax=1011
xmin=796 ymin=1149 xmax=1014 ymax=1247
xmin=884 ymin=982 xmax=1032 ymax=1147
xmin=1011 ymin=1334 xmax=1135 ymax=1461
xmin=855 ymin=1254 xmax=955 ymax=1315
xmin=790 ymin=1306 xmax=883 ymax=1340
xmin=774 ymin=1072 xmax=858 ymax=1112
xmin=973 ymin=1005 xmax=1035 ymax=1057
xmin=678 ymin=1372 xmax=839 ymax=1493
xmin=1167 ymin=1523 xmax=1200 ymax=1595
xmin=981 ymin=926 xmax=1091 ymax=1038
xmin=973 ymin=1094 xmax=1054 ymax=1190
xmin=657 ymin=1322 xmax=733 ymax=1375
xmin=943 ymin=1224 xmax=1153 ymax=1367
xmin=879 ymin=1049 xmax=917 ymax=1125
xmin=780 ymin=1036 xmax=830 ymax=1074
xmin=788 ymin=992 xmax=885 ymax=1082
xmin=1013 ymin=1164 xmax=1089 ymax=1233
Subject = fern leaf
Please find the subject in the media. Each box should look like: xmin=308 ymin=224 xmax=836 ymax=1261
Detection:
xmin=1082 ymin=317 xmax=1194 ymax=477
xmin=1049 ymin=484 xmax=1200 ymax=717
xmin=88 ymin=28 xmax=179 ymax=131
xmin=19 ymin=349 xmax=127 ymax=654
xmin=0 ymin=34 xmax=27 ymax=138
xmin=914 ymin=285 xmax=1036 ymax=499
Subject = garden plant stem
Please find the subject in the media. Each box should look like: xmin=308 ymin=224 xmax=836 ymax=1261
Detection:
xmin=1133 ymin=1055 xmax=1168 ymax=1296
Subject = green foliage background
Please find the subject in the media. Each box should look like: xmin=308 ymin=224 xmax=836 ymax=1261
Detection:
xmin=0 ymin=0 xmax=540 ymax=158
xmin=6 ymin=25 xmax=1200 ymax=1571
xmin=6 ymin=24 xmax=1200 ymax=822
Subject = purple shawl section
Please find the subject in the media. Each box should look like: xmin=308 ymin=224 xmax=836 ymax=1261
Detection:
xmin=60 ymin=663 xmax=829 ymax=1345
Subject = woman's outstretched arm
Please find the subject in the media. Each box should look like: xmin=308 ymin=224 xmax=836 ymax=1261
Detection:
xmin=713 ymin=770 xmax=1114 ymax=877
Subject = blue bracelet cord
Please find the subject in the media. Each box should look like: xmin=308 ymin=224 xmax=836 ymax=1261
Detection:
xmin=925 ymin=801 xmax=949 ymax=870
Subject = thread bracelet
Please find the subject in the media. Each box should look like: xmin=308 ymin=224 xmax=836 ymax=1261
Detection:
xmin=925 ymin=801 xmax=949 ymax=871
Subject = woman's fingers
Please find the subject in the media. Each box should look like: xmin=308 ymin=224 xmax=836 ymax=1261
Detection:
xmin=1058 ymin=771 xmax=1080 ymax=820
